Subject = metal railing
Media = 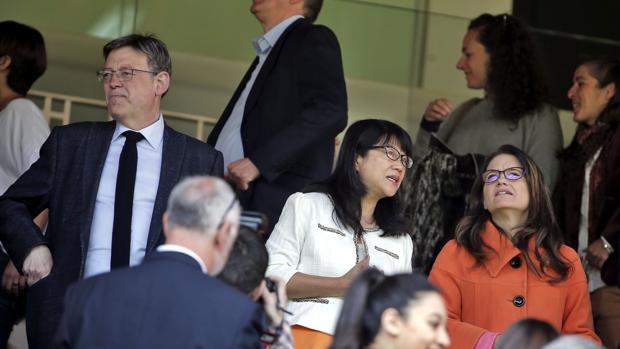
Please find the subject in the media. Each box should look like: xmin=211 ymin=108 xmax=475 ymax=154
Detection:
xmin=28 ymin=89 xmax=218 ymax=140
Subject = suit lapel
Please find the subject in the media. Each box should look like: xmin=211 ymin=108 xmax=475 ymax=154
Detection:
xmin=243 ymin=18 xmax=305 ymax=120
xmin=146 ymin=124 xmax=185 ymax=252
xmin=80 ymin=122 xmax=116 ymax=262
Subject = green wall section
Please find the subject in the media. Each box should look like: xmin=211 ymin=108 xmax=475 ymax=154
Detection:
xmin=0 ymin=0 xmax=427 ymax=88
xmin=320 ymin=1 xmax=418 ymax=86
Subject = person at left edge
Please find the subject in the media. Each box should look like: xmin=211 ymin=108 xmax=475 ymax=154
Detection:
xmin=0 ymin=34 xmax=224 ymax=349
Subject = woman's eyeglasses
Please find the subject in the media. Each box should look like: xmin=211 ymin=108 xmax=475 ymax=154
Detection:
xmin=369 ymin=145 xmax=413 ymax=169
xmin=481 ymin=167 xmax=526 ymax=183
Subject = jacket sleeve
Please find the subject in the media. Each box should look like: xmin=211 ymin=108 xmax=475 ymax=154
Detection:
xmin=249 ymin=26 xmax=347 ymax=182
xmin=209 ymin=149 xmax=224 ymax=178
xmin=0 ymin=127 xmax=58 ymax=271
xmin=230 ymin=303 xmax=266 ymax=349
xmin=265 ymin=193 xmax=309 ymax=284
xmin=561 ymin=249 xmax=601 ymax=344
xmin=428 ymin=246 xmax=486 ymax=349
xmin=600 ymin=130 xmax=620 ymax=247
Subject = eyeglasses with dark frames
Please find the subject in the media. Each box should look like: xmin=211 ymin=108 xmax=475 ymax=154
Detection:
xmin=96 ymin=68 xmax=158 ymax=83
xmin=368 ymin=145 xmax=413 ymax=169
xmin=481 ymin=167 xmax=526 ymax=184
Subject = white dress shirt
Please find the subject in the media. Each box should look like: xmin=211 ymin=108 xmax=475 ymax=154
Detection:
xmin=215 ymin=15 xmax=304 ymax=170
xmin=156 ymin=244 xmax=208 ymax=274
xmin=84 ymin=115 xmax=164 ymax=278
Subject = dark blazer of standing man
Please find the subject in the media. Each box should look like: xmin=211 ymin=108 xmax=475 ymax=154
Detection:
xmin=55 ymin=177 xmax=263 ymax=349
xmin=0 ymin=34 xmax=223 ymax=348
xmin=207 ymin=0 xmax=347 ymax=233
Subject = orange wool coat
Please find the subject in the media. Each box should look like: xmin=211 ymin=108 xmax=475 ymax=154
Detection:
xmin=428 ymin=221 xmax=600 ymax=349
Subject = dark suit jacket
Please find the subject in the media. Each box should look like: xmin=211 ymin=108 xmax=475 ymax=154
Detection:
xmin=0 ymin=120 xmax=223 ymax=347
xmin=55 ymin=251 xmax=264 ymax=349
xmin=207 ymin=18 xmax=347 ymax=232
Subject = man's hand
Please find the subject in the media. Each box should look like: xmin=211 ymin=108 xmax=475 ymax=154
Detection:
xmin=260 ymin=277 xmax=288 ymax=326
xmin=585 ymin=239 xmax=610 ymax=269
xmin=226 ymin=158 xmax=260 ymax=191
xmin=1 ymin=261 xmax=27 ymax=296
xmin=423 ymin=98 xmax=453 ymax=122
xmin=22 ymin=245 xmax=53 ymax=286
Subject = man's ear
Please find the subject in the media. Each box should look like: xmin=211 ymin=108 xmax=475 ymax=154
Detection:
xmin=154 ymin=71 xmax=170 ymax=97
xmin=380 ymin=308 xmax=404 ymax=337
xmin=605 ymin=82 xmax=616 ymax=102
xmin=0 ymin=55 xmax=11 ymax=71
xmin=214 ymin=221 xmax=236 ymax=253
xmin=162 ymin=212 xmax=170 ymax=239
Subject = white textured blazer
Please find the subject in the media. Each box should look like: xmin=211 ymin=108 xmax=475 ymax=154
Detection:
xmin=266 ymin=192 xmax=413 ymax=335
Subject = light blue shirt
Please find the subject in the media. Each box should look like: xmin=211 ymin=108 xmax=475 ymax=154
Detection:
xmin=156 ymin=244 xmax=208 ymax=274
xmin=84 ymin=115 xmax=164 ymax=278
xmin=215 ymin=15 xmax=304 ymax=171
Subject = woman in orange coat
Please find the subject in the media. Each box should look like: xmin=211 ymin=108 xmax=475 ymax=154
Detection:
xmin=429 ymin=144 xmax=600 ymax=349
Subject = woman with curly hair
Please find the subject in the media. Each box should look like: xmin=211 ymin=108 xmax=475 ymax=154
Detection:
xmin=429 ymin=144 xmax=600 ymax=349
xmin=554 ymin=58 xmax=620 ymax=349
xmin=416 ymin=13 xmax=562 ymax=190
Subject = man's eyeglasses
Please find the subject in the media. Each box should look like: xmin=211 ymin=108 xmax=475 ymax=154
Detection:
xmin=96 ymin=68 xmax=158 ymax=83
xmin=369 ymin=145 xmax=413 ymax=169
xmin=481 ymin=167 xmax=526 ymax=183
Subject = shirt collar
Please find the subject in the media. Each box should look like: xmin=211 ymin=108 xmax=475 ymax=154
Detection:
xmin=113 ymin=114 xmax=165 ymax=150
xmin=252 ymin=15 xmax=304 ymax=55
xmin=156 ymin=244 xmax=208 ymax=274
xmin=480 ymin=220 xmax=524 ymax=277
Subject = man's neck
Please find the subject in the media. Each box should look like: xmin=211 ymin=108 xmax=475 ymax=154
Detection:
xmin=164 ymin=232 xmax=213 ymax=273
xmin=116 ymin=110 xmax=160 ymax=131
xmin=260 ymin=11 xmax=304 ymax=33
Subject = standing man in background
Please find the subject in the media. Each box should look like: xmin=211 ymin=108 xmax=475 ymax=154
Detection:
xmin=208 ymin=0 xmax=348 ymax=234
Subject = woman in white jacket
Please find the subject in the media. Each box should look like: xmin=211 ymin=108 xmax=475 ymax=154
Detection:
xmin=266 ymin=119 xmax=415 ymax=349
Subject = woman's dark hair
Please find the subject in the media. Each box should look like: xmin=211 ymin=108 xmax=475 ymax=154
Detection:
xmin=308 ymin=119 xmax=413 ymax=237
xmin=581 ymin=57 xmax=620 ymax=124
xmin=468 ymin=13 xmax=547 ymax=121
xmin=455 ymin=144 xmax=570 ymax=282
xmin=495 ymin=318 xmax=559 ymax=349
xmin=330 ymin=268 xmax=438 ymax=349
xmin=0 ymin=21 xmax=47 ymax=96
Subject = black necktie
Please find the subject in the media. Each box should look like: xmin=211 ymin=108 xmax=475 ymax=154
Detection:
xmin=111 ymin=130 xmax=144 ymax=269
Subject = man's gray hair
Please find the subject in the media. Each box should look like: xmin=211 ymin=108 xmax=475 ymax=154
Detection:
xmin=542 ymin=336 xmax=603 ymax=349
xmin=166 ymin=176 xmax=239 ymax=235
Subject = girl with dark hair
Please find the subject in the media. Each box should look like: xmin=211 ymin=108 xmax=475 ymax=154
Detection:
xmin=416 ymin=13 xmax=562 ymax=190
xmin=554 ymin=58 xmax=620 ymax=349
xmin=429 ymin=144 xmax=600 ymax=348
xmin=266 ymin=119 xmax=415 ymax=349
xmin=330 ymin=268 xmax=450 ymax=349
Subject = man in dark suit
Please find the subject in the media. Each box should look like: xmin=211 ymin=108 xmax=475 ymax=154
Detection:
xmin=0 ymin=34 xmax=223 ymax=348
xmin=207 ymin=0 xmax=347 ymax=233
xmin=55 ymin=176 xmax=263 ymax=348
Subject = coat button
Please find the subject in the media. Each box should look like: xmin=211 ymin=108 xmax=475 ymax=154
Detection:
xmin=509 ymin=256 xmax=522 ymax=268
xmin=513 ymin=295 xmax=525 ymax=307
